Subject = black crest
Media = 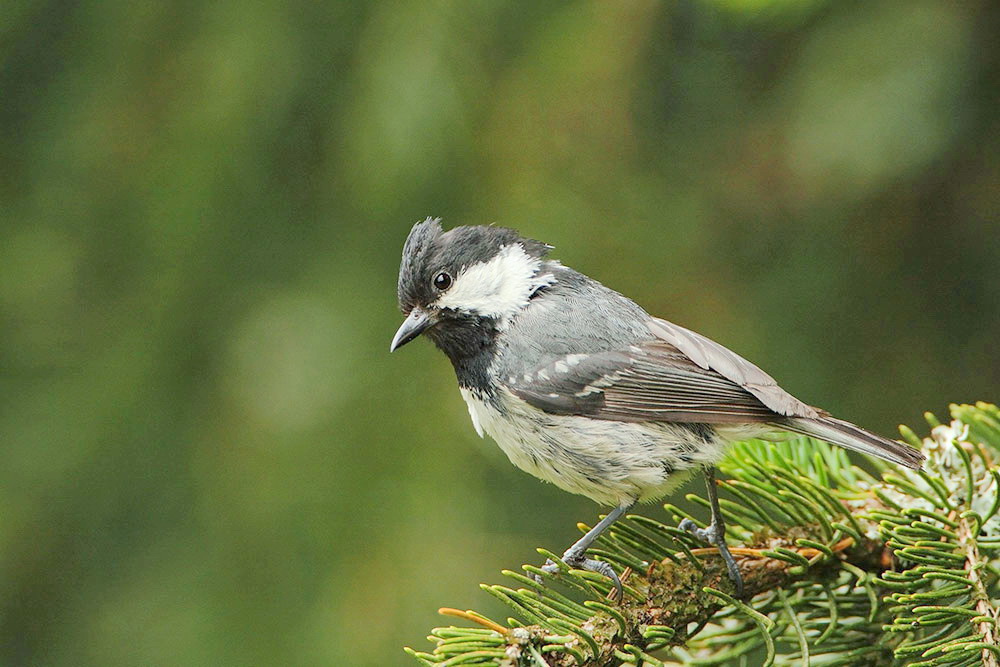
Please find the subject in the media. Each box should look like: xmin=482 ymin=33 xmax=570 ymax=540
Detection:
xmin=396 ymin=217 xmax=444 ymax=312
xmin=396 ymin=217 xmax=551 ymax=313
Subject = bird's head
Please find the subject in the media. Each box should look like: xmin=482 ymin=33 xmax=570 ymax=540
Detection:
xmin=390 ymin=218 xmax=555 ymax=355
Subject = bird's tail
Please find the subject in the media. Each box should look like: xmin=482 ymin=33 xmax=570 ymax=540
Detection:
xmin=781 ymin=416 xmax=924 ymax=470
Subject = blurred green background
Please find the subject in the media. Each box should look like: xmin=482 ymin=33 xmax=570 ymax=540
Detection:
xmin=2 ymin=0 xmax=998 ymax=664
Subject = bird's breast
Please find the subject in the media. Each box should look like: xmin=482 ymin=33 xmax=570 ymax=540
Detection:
xmin=457 ymin=386 xmax=727 ymax=506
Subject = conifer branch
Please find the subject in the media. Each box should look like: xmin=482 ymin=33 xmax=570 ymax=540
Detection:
xmin=407 ymin=402 xmax=1000 ymax=666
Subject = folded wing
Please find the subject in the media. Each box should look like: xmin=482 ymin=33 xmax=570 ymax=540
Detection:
xmin=509 ymin=317 xmax=923 ymax=469
xmin=509 ymin=338 xmax=794 ymax=424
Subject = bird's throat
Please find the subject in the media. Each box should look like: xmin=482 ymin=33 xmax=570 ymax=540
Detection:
xmin=426 ymin=315 xmax=501 ymax=396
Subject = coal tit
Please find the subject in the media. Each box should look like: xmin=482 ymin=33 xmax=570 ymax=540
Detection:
xmin=390 ymin=218 xmax=924 ymax=597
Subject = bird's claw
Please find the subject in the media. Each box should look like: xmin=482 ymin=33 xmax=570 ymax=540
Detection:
xmin=534 ymin=558 xmax=561 ymax=580
xmin=679 ymin=518 xmax=717 ymax=545
xmin=532 ymin=554 xmax=623 ymax=600
xmin=679 ymin=518 xmax=745 ymax=598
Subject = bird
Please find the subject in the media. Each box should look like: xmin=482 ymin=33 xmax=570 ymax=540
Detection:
xmin=389 ymin=217 xmax=924 ymax=598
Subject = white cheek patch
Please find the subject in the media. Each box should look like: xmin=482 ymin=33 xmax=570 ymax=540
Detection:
xmin=433 ymin=244 xmax=555 ymax=322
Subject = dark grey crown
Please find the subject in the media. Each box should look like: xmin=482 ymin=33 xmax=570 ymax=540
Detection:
xmin=396 ymin=217 xmax=551 ymax=313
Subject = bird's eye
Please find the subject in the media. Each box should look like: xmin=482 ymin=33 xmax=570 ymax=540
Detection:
xmin=433 ymin=271 xmax=453 ymax=291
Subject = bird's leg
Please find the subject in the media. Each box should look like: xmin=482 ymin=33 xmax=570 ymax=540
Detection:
xmin=679 ymin=467 xmax=745 ymax=598
xmin=535 ymin=501 xmax=634 ymax=599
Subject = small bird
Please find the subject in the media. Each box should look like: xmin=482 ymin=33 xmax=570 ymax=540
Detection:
xmin=390 ymin=218 xmax=924 ymax=597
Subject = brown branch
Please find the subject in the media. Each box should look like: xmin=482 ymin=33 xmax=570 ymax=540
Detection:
xmin=960 ymin=512 xmax=1000 ymax=667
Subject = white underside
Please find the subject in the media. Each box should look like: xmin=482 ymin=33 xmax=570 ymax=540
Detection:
xmin=460 ymin=387 xmax=747 ymax=507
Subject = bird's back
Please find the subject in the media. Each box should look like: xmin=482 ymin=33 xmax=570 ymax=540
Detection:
xmin=493 ymin=265 xmax=653 ymax=381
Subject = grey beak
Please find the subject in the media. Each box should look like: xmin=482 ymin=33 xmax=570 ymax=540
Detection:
xmin=390 ymin=308 xmax=434 ymax=352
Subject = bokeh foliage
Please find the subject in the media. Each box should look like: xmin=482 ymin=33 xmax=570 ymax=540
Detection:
xmin=1 ymin=1 xmax=997 ymax=665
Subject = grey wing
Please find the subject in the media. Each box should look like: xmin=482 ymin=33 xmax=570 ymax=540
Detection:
xmin=509 ymin=340 xmax=797 ymax=424
xmin=507 ymin=318 xmax=924 ymax=470
xmin=646 ymin=317 xmax=820 ymax=419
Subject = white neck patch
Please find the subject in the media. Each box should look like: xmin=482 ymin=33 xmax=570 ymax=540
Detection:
xmin=432 ymin=244 xmax=555 ymax=324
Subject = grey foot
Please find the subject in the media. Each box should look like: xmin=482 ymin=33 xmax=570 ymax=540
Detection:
xmin=534 ymin=552 xmax=623 ymax=600
xmin=679 ymin=519 xmax=745 ymax=598
xmin=678 ymin=518 xmax=716 ymax=545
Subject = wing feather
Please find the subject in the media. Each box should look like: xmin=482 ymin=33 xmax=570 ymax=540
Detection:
xmin=506 ymin=318 xmax=921 ymax=470
xmin=510 ymin=338 xmax=785 ymax=424
xmin=645 ymin=318 xmax=820 ymax=419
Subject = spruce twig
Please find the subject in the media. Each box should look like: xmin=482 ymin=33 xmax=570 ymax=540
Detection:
xmin=407 ymin=402 xmax=1000 ymax=666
